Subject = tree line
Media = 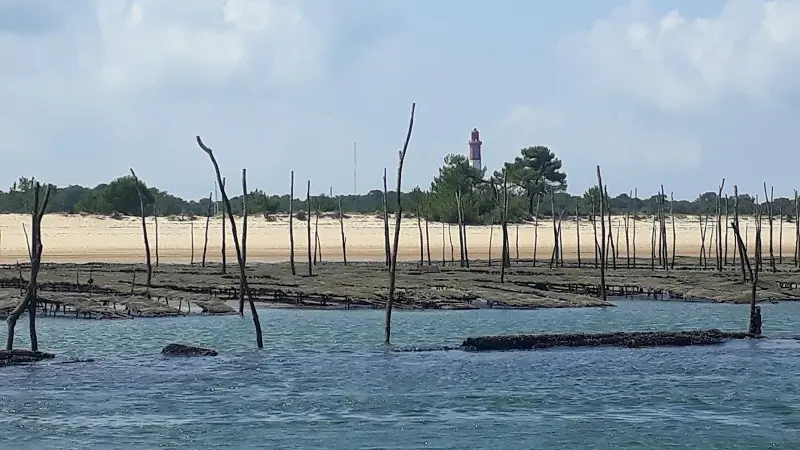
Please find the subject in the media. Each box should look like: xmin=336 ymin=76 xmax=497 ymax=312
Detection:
xmin=1 ymin=148 xmax=794 ymax=224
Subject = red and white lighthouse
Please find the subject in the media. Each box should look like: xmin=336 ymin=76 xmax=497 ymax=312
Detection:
xmin=468 ymin=128 xmax=482 ymax=171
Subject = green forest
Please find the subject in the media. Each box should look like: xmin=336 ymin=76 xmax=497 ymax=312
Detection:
xmin=2 ymin=147 xmax=793 ymax=225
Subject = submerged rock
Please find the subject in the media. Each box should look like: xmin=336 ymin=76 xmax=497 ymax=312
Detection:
xmin=0 ymin=349 xmax=56 ymax=367
xmin=161 ymin=343 xmax=218 ymax=357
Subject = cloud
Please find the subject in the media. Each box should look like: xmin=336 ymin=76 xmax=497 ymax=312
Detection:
xmin=92 ymin=0 xmax=326 ymax=91
xmin=558 ymin=0 xmax=800 ymax=113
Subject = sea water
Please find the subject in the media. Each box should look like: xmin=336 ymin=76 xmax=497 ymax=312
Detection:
xmin=1 ymin=300 xmax=798 ymax=449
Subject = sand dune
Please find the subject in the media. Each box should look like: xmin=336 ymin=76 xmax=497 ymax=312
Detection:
xmin=0 ymin=213 xmax=791 ymax=264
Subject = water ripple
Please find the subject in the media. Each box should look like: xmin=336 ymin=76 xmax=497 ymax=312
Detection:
xmin=0 ymin=300 xmax=798 ymax=449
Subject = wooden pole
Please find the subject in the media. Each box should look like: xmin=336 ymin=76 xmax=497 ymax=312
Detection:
xmin=417 ymin=208 xmax=424 ymax=265
xmin=307 ymin=180 xmax=313 ymax=276
xmin=632 ymin=188 xmax=637 ymax=268
xmin=153 ymin=195 xmax=159 ymax=267
xmin=763 ymin=183 xmax=776 ymax=272
xmin=716 ymin=179 xmax=725 ymax=271
xmin=456 ymin=191 xmax=465 ymax=267
xmin=382 ymin=168 xmax=391 ymax=267
xmin=596 ymin=166 xmax=606 ymax=300
xmin=533 ymin=197 xmax=540 ymax=267
xmin=289 ymin=171 xmax=296 ymax=275
xmin=190 ymin=222 xmax=195 ymax=266
xmin=221 ymin=178 xmax=227 ymax=274
xmin=6 ymin=182 xmax=51 ymax=351
xmin=625 ymin=191 xmax=631 ymax=268
xmin=202 ymin=192 xmax=212 ymax=267
xmin=239 ymin=168 xmax=248 ymax=315
xmin=385 ymin=103 xmax=415 ymax=345
xmin=129 ymin=169 xmax=152 ymax=297
xmin=576 ymin=198 xmax=582 ymax=268
xmin=196 ymin=136 xmax=263 ymax=348
xmin=500 ymin=170 xmax=509 ymax=282
xmin=338 ymin=196 xmax=347 ymax=265
xmin=670 ymin=192 xmax=676 ymax=270
xmin=425 ymin=215 xmax=431 ymax=266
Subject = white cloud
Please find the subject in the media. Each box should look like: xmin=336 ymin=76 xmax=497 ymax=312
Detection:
xmin=558 ymin=0 xmax=800 ymax=113
xmin=92 ymin=0 xmax=326 ymax=91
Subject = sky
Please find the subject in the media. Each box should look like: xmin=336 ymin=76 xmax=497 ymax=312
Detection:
xmin=2 ymin=0 xmax=800 ymax=201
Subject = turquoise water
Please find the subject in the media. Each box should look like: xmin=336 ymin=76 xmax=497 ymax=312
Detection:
xmin=1 ymin=300 xmax=798 ymax=449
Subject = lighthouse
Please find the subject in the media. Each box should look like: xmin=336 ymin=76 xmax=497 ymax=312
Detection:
xmin=468 ymin=128 xmax=482 ymax=171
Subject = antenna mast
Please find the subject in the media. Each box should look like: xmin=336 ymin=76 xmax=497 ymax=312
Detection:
xmin=353 ymin=142 xmax=357 ymax=194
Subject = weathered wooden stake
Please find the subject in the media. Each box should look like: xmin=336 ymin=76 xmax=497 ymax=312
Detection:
xmin=196 ymin=136 xmax=263 ymax=348
xmin=596 ymin=166 xmax=607 ymax=300
xmin=576 ymin=198 xmax=582 ymax=268
xmin=239 ymin=168 xmax=248 ymax=315
xmin=417 ymin=208 xmax=424 ymax=265
xmin=500 ymin=170 xmax=509 ymax=282
xmin=382 ymin=168 xmax=391 ymax=267
xmin=385 ymin=102 xmax=415 ymax=345
xmin=221 ymin=178 xmax=227 ymax=274
xmin=307 ymin=180 xmax=313 ymax=276
xmin=202 ymin=192 xmax=212 ymax=267
xmin=289 ymin=171 xmax=296 ymax=275
xmin=129 ymin=169 xmax=152 ymax=297
xmin=6 ymin=182 xmax=51 ymax=351
xmin=533 ymin=196 xmax=540 ymax=267
xmin=190 ymin=222 xmax=195 ymax=266
xmin=153 ymin=195 xmax=159 ymax=267
xmin=338 ymin=196 xmax=347 ymax=265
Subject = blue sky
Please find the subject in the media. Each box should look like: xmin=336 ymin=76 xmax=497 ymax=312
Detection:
xmin=2 ymin=0 xmax=799 ymax=201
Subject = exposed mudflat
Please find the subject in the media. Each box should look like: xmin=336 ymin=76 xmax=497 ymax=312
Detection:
xmin=0 ymin=256 xmax=797 ymax=319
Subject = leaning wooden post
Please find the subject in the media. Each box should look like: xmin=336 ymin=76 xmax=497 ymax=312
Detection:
xmin=289 ymin=171 xmax=296 ymax=275
xmin=153 ymin=195 xmax=160 ymax=267
xmin=190 ymin=222 xmax=195 ymax=266
xmin=239 ymin=168 xmax=249 ymax=315
xmin=385 ymin=102 xmax=415 ymax=345
xmin=338 ymin=196 xmax=347 ymax=265
xmin=196 ymin=136 xmax=263 ymax=349
xmin=382 ymin=168 xmax=391 ymax=266
xmin=129 ymin=169 xmax=152 ymax=297
xmin=221 ymin=177 xmax=227 ymax=274
xmin=6 ymin=182 xmax=51 ymax=351
xmin=306 ymin=180 xmax=313 ymax=276
xmin=596 ymin=166 xmax=607 ymax=300
xmin=316 ymin=230 xmax=323 ymax=263
xmin=202 ymin=192 xmax=212 ymax=267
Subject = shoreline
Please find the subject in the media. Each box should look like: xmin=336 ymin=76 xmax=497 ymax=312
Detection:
xmin=0 ymin=212 xmax=791 ymax=265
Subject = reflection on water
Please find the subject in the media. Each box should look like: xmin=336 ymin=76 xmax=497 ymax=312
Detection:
xmin=1 ymin=300 xmax=798 ymax=449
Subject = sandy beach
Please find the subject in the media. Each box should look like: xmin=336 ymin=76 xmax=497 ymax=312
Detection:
xmin=0 ymin=213 xmax=790 ymax=264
